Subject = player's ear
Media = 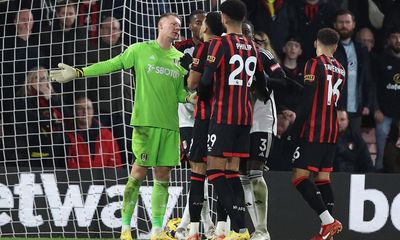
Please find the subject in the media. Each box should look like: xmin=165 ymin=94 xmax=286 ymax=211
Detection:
xmin=332 ymin=44 xmax=338 ymax=53
xmin=313 ymin=40 xmax=317 ymax=49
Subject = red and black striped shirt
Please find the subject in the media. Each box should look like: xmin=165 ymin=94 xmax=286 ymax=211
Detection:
xmin=174 ymin=38 xmax=196 ymax=55
xmin=191 ymin=41 xmax=213 ymax=120
xmin=204 ymin=34 xmax=263 ymax=125
xmin=297 ymin=54 xmax=346 ymax=143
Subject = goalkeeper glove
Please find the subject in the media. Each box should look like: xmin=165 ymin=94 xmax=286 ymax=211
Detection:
xmin=185 ymin=91 xmax=197 ymax=105
xmin=49 ymin=63 xmax=84 ymax=83
xmin=179 ymin=53 xmax=192 ymax=71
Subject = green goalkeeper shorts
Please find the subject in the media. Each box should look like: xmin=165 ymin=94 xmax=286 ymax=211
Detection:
xmin=132 ymin=126 xmax=181 ymax=167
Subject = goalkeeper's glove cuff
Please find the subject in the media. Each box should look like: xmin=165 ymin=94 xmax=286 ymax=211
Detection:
xmin=76 ymin=68 xmax=84 ymax=78
xmin=185 ymin=91 xmax=197 ymax=104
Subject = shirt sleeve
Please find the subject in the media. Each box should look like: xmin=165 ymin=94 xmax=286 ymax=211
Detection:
xmin=83 ymin=43 xmax=138 ymax=77
xmin=177 ymin=75 xmax=189 ymax=103
xmin=290 ymin=58 xmax=320 ymax=137
xmin=200 ymin=38 xmax=224 ymax=87
xmin=260 ymin=48 xmax=285 ymax=78
xmin=191 ymin=42 xmax=207 ymax=73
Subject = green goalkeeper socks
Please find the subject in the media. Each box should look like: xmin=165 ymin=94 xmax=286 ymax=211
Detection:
xmin=122 ymin=176 xmax=142 ymax=226
xmin=152 ymin=180 xmax=169 ymax=228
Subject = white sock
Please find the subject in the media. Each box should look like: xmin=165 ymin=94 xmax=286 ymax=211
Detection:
xmin=178 ymin=192 xmax=191 ymax=229
xmin=250 ymin=173 xmax=269 ymax=235
xmin=201 ymin=179 xmax=214 ymax=231
xmin=319 ymin=210 xmax=334 ymax=225
xmin=241 ymin=175 xmax=258 ymax=228
xmin=188 ymin=222 xmax=200 ymax=235
xmin=215 ymin=221 xmax=226 ymax=235
xmin=121 ymin=224 xmax=131 ymax=232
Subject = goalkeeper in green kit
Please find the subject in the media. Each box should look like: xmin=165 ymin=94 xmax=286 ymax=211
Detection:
xmin=50 ymin=13 xmax=196 ymax=240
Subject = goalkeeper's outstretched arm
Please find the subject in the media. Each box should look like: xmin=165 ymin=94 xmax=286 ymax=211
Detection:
xmin=50 ymin=45 xmax=135 ymax=83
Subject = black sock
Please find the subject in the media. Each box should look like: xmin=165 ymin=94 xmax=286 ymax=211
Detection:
xmin=225 ymin=170 xmax=246 ymax=230
xmin=315 ymin=180 xmax=334 ymax=214
xmin=216 ymin=196 xmax=228 ymax=222
xmin=293 ymin=177 xmax=327 ymax=215
xmin=189 ymin=172 xmax=205 ymax=222
xmin=207 ymin=169 xmax=244 ymax=232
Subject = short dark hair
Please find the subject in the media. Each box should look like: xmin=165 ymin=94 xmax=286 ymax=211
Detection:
xmin=335 ymin=9 xmax=355 ymax=22
xmin=387 ymin=26 xmax=400 ymax=38
xmin=189 ymin=9 xmax=206 ymax=22
xmin=55 ymin=0 xmax=77 ymax=12
xmin=317 ymin=28 xmax=340 ymax=46
xmin=205 ymin=11 xmax=224 ymax=36
xmin=220 ymin=0 xmax=247 ymax=22
xmin=157 ymin=12 xmax=181 ymax=26
xmin=285 ymin=35 xmax=302 ymax=46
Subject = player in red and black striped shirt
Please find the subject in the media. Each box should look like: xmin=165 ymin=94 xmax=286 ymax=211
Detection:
xmin=174 ymin=10 xmax=206 ymax=164
xmin=184 ymin=11 xmax=224 ymax=239
xmin=200 ymin=1 xmax=268 ymax=239
xmin=290 ymin=28 xmax=344 ymax=240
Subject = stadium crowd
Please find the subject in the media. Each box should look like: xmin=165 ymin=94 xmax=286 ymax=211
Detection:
xmin=1 ymin=0 xmax=399 ymax=172
xmin=0 ymin=0 xmax=399 ymax=240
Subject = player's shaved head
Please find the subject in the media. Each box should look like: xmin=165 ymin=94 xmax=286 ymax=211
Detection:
xmin=157 ymin=12 xmax=181 ymax=27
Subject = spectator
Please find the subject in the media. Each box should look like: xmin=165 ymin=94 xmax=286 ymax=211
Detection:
xmin=12 ymin=67 xmax=69 ymax=168
xmin=86 ymin=16 xmax=133 ymax=165
xmin=77 ymin=0 xmax=101 ymax=45
xmin=292 ymin=0 xmax=338 ymax=60
xmin=333 ymin=9 xmax=373 ymax=135
xmin=65 ymin=97 xmax=122 ymax=169
xmin=242 ymin=0 xmax=296 ymax=56
xmin=41 ymin=0 xmax=87 ymax=107
xmin=42 ymin=0 xmax=87 ymax=68
xmin=334 ymin=110 xmax=374 ymax=173
xmin=87 ymin=16 xmax=131 ymax=118
xmin=356 ymin=27 xmax=375 ymax=52
xmin=383 ymin=120 xmax=400 ymax=173
xmin=1 ymin=8 xmax=43 ymax=162
xmin=1 ymin=8 xmax=41 ymax=98
xmin=373 ymin=27 xmax=400 ymax=171
xmin=356 ymin=27 xmax=379 ymax=129
xmin=275 ymin=35 xmax=304 ymax=111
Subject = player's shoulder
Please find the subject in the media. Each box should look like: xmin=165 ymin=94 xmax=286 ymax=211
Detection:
xmin=258 ymin=47 xmax=275 ymax=60
xmin=210 ymin=36 xmax=223 ymax=43
xmin=174 ymin=38 xmax=194 ymax=51
xmin=306 ymin=56 xmax=325 ymax=68
xmin=127 ymin=40 xmax=152 ymax=51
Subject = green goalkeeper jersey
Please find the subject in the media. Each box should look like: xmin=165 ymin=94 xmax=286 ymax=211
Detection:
xmin=83 ymin=40 xmax=188 ymax=131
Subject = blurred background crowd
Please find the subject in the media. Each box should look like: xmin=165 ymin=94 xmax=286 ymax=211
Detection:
xmin=0 ymin=0 xmax=399 ymax=173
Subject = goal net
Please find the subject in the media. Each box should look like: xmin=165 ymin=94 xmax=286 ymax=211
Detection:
xmin=0 ymin=0 xmax=216 ymax=238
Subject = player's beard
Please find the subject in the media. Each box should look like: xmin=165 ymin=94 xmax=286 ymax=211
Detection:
xmin=390 ymin=44 xmax=400 ymax=54
xmin=338 ymin=28 xmax=354 ymax=40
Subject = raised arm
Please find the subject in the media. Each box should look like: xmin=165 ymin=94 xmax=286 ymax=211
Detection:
xmin=50 ymin=44 xmax=138 ymax=83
